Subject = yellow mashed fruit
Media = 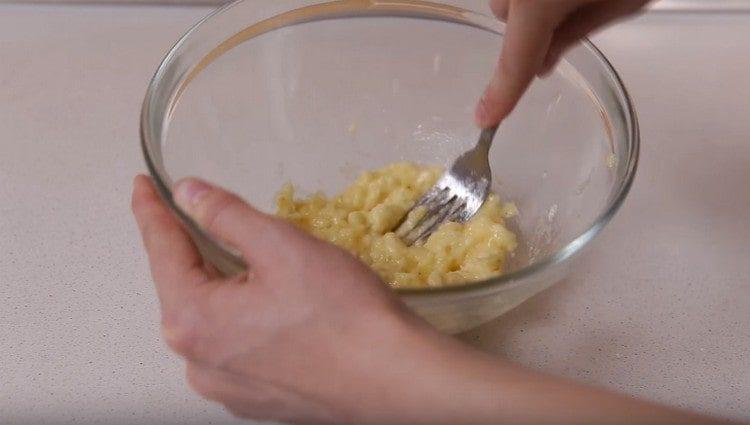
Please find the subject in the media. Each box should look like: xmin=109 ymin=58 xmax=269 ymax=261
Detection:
xmin=275 ymin=162 xmax=518 ymax=289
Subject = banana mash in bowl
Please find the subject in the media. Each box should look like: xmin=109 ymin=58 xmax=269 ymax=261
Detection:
xmin=276 ymin=163 xmax=519 ymax=289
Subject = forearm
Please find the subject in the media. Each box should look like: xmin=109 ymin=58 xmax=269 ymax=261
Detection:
xmin=360 ymin=324 xmax=730 ymax=425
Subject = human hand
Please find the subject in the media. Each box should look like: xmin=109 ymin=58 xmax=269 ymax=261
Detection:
xmin=130 ymin=175 xmax=484 ymax=424
xmin=476 ymin=0 xmax=650 ymax=127
xmin=132 ymin=175 xmax=732 ymax=425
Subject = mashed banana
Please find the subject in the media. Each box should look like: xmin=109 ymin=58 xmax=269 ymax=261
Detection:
xmin=275 ymin=162 xmax=518 ymax=288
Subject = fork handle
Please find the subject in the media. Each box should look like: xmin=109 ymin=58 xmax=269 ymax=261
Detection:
xmin=476 ymin=125 xmax=499 ymax=153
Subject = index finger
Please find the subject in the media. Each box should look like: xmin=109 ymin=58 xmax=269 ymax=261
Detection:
xmin=475 ymin=1 xmax=575 ymax=128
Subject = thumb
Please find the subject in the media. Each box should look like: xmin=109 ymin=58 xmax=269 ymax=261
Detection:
xmin=172 ymin=177 xmax=282 ymax=270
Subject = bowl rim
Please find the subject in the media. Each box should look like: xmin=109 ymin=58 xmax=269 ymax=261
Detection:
xmin=140 ymin=0 xmax=640 ymax=297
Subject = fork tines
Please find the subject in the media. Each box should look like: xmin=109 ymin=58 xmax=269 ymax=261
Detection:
xmin=395 ymin=185 xmax=467 ymax=246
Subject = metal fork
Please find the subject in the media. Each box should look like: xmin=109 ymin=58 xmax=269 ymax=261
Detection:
xmin=394 ymin=126 xmax=499 ymax=245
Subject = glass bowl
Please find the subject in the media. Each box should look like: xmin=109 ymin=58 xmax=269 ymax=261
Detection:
xmin=141 ymin=0 xmax=639 ymax=333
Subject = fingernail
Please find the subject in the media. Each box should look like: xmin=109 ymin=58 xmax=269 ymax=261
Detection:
xmin=174 ymin=178 xmax=211 ymax=209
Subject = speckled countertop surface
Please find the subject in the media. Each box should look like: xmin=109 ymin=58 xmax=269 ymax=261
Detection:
xmin=0 ymin=3 xmax=748 ymax=424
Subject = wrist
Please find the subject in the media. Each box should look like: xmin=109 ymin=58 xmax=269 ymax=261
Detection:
xmin=344 ymin=314 xmax=510 ymax=424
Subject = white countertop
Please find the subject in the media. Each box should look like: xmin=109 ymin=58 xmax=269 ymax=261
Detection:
xmin=0 ymin=3 xmax=748 ymax=424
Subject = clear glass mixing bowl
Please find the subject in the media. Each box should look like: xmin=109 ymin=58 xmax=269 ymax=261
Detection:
xmin=141 ymin=0 xmax=639 ymax=333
